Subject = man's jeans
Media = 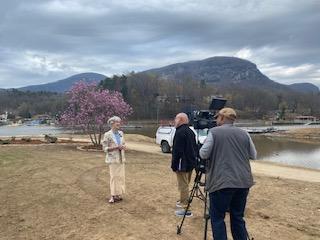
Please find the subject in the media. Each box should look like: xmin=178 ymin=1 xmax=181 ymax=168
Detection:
xmin=209 ymin=188 xmax=249 ymax=240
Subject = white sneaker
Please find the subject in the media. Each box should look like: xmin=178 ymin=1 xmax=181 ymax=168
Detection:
xmin=175 ymin=209 xmax=193 ymax=217
xmin=176 ymin=201 xmax=183 ymax=208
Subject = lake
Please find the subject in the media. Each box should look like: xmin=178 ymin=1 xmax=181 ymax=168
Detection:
xmin=0 ymin=125 xmax=65 ymax=136
xmin=0 ymin=124 xmax=319 ymax=170
xmin=252 ymin=135 xmax=320 ymax=170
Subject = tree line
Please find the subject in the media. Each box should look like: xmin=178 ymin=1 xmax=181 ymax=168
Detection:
xmin=99 ymin=73 xmax=320 ymax=120
xmin=0 ymin=89 xmax=66 ymax=119
xmin=1 ymin=73 xmax=320 ymax=120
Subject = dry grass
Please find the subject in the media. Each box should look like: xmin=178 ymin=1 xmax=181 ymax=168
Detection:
xmin=124 ymin=134 xmax=155 ymax=143
xmin=0 ymin=145 xmax=319 ymax=240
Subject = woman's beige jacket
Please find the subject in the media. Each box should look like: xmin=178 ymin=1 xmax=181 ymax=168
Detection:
xmin=102 ymin=130 xmax=126 ymax=164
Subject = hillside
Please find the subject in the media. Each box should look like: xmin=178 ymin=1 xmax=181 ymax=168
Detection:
xmin=289 ymin=83 xmax=320 ymax=93
xmin=144 ymin=56 xmax=319 ymax=92
xmin=19 ymin=72 xmax=106 ymax=93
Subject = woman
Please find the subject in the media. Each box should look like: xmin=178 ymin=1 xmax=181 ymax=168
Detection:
xmin=102 ymin=116 xmax=126 ymax=203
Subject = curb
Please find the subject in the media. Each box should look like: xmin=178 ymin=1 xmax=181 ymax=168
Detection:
xmin=76 ymin=145 xmax=103 ymax=152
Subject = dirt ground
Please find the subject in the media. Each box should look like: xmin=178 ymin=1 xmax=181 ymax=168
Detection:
xmin=0 ymin=143 xmax=320 ymax=240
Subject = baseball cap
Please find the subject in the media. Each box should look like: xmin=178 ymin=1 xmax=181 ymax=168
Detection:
xmin=214 ymin=107 xmax=237 ymax=120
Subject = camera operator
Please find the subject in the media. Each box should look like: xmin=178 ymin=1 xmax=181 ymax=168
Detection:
xmin=171 ymin=113 xmax=197 ymax=217
xmin=199 ymin=108 xmax=257 ymax=240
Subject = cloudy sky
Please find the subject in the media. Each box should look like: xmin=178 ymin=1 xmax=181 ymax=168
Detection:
xmin=0 ymin=0 xmax=319 ymax=88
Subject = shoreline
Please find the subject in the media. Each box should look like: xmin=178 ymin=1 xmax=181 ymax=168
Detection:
xmin=264 ymin=127 xmax=320 ymax=143
xmin=1 ymin=133 xmax=319 ymax=182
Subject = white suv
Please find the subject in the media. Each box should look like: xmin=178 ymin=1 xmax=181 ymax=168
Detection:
xmin=156 ymin=126 xmax=208 ymax=153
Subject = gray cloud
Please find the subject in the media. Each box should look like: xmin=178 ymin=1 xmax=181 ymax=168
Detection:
xmin=0 ymin=0 xmax=319 ymax=88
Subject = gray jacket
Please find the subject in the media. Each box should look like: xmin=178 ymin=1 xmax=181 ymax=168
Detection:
xmin=199 ymin=124 xmax=257 ymax=193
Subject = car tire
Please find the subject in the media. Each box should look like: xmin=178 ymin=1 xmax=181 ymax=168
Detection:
xmin=161 ymin=141 xmax=171 ymax=153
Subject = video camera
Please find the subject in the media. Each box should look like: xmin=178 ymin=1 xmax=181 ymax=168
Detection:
xmin=188 ymin=98 xmax=227 ymax=173
xmin=190 ymin=98 xmax=227 ymax=130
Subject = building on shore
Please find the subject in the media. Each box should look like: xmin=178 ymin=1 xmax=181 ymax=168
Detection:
xmin=294 ymin=115 xmax=317 ymax=123
xmin=0 ymin=111 xmax=8 ymax=123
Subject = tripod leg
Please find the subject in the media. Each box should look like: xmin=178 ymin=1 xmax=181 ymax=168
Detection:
xmin=203 ymin=175 xmax=210 ymax=240
xmin=176 ymin=183 xmax=196 ymax=234
xmin=246 ymin=229 xmax=254 ymax=240
xmin=177 ymin=171 xmax=202 ymax=235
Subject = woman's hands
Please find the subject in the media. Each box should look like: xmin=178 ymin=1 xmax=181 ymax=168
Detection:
xmin=118 ymin=144 xmax=126 ymax=151
xmin=108 ymin=144 xmax=126 ymax=152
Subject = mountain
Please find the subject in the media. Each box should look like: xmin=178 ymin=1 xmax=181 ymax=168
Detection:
xmin=144 ymin=57 xmax=282 ymax=88
xmin=288 ymin=83 xmax=319 ymax=93
xmin=19 ymin=72 xmax=106 ymax=92
xmin=17 ymin=57 xmax=319 ymax=94
xmin=144 ymin=56 xmax=319 ymax=93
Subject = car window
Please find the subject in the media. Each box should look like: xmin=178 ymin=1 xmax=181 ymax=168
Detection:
xmin=191 ymin=128 xmax=208 ymax=137
xmin=198 ymin=129 xmax=209 ymax=136
xmin=158 ymin=127 xmax=173 ymax=134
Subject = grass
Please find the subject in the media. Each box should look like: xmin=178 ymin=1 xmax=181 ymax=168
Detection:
xmin=0 ymin=144 xmax=319 ymax=240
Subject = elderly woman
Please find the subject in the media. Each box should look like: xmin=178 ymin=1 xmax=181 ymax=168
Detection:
xmin=102 ymin=116 xmax=126 ymax=203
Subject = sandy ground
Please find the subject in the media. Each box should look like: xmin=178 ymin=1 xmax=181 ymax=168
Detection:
xmin=0 ymin=139 xmax=320 ymax=240
xmin=266 ymin=127 xmax=320 ymax=144
xmin=65 ymin=133 xmax=320 ymax=183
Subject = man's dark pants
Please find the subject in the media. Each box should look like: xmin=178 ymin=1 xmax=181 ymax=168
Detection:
xmin=209 ymin=188 xmax=249 ymax=240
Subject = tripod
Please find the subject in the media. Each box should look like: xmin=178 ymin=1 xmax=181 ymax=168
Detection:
xmin=176 ymin=160 xmax=210 ymax=240
xmin=176 ymin=162 xmax=254 ymax=240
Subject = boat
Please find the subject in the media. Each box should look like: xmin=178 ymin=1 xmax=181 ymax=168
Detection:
xmin=245 ymin=127 xmax=278 ymax=134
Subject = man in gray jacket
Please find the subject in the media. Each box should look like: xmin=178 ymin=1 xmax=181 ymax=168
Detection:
xmin=199 ymin=108 xmax=256 ymax=240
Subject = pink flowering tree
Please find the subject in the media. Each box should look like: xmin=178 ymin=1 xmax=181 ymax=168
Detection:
xmin=60 ymin=81 xmax=132 ymax=146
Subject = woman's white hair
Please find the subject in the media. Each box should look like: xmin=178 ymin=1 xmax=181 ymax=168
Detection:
xmin=107 ymin=116 xmax=121 ymax=126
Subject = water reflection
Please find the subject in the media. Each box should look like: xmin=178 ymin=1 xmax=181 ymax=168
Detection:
xmin=124 ymin=125 xmax=158 ymax=138
xmin=261 ymin=149 xmax=320 ymax=169
xmin=252 ymin=135 xmax=320 ymax=170
xmin=0 ymin=125 xmax=65 ymax=136
xmin=252 ymin=136 xmax=319 ymax=158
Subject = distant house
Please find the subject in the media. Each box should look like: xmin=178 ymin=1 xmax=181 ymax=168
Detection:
xmin=156 ymin=95 xmax=168 ymax=103
xmin=0 ymin=112 xmax=8 ymax=122
xmin=35 ymin=114 xmax=51 ymax=121
xmin=33 ymin=114 xmax=53 ymax=124
xmin=294 ymin=115 xmax=317 ymax=123
xmin=174 ymin=95 xmax=193 ymax=103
